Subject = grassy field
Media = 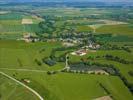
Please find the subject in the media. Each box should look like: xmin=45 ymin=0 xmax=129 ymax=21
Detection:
xmin=96 ymin=24 xmax=133 ymax=35
xmin=0 ymin=40 xmax=64 ymax=71
xmin=0 ymin=74 xmax=39 ymax=100
xmin=76 ymin=25 xmax=93 ymax=32
xmin=1 ymin=70 xmax=133 ymax=100
xmin=0 ymin=40 xmax=133 ymax=100
xmin=0 ymin=13 xmax=42 ymax=39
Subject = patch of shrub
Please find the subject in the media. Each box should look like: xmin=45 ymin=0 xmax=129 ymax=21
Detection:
xmin=128 ymin=71 xmax=133 ymax=77
xmin=35 ymin=59 xmax=42 ymax=66
xmin=42 ymin=58 xmax=56 ymax=66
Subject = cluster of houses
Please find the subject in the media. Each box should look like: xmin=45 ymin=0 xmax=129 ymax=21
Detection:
xmin=83 ymin=42 xmax=100 ymax=50
xmin=20 ymin=33 xmax=39 ymax=42
xmin=71 ymin=49 xmax=87 ymax=56
xmin=60 ymin=38 xmax=82 ymax=44
xmin=66 ymin=69 xmax=109 ymax=76
xmin=71 ymin=42 xmax=100 ymax=56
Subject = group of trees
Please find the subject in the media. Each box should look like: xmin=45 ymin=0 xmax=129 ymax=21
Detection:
xmin=128 ymin=71 xmax=133 ymax=77
xmin=117 ymin=71 xmax=133 ymax=93
xmin=68 ymin=61 xmax=117 ymax=75
xmin=35 ymin=59 xmax=42 ymax=66
xmin=104 ymin=54 xmax=132 ymax=64
xmin=42 ymin=57 xmax=56 ymax=66
xmin=38 ymin=20 xmax=56 ymax=35
xmin=99 ymin=43 xmax=132 ymax=53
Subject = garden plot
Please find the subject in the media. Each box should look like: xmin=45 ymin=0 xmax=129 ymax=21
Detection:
xmin=22 ymin=19 xmax=33 ymax=24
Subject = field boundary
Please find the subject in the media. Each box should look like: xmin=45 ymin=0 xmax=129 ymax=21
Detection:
xmin=0 ymin=68 xmax=47 ymax=73
xmin=0 ymin=71 xmax=44 ymax=100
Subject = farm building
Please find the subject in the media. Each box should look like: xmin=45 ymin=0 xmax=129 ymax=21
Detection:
xmin=88 ymin=43 xmax=100 ymax=49
xmin=71 ymin=49 xmax=87 ymax=56
xmin=22 ymin=33 xmax=39 ymax=42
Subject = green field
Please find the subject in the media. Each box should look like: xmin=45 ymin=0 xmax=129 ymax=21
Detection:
xmin=0 ymin=40 xmax=133 ymax=100
xmin=0 ymin=74 xmax=39 ymax=100
xmin=0 ymin=40 xmax=63 ymax=70
xmin=96 ymin=24 xmax=133 ymax=35
xmin=0 ymin=6 xmax=133 ymax=100
xmin=1 ymin=70 xmax=133 ymax=100
xmin=0 ymin=13 xmax=42 ymax=39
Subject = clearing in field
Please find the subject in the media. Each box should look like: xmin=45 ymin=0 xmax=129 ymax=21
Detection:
xmin=94 ymin=96 xmax=112 ymax=100
xmin=22 ymin=19 xmax=33 ymax=24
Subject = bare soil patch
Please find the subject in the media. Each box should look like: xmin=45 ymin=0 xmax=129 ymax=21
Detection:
xmin=94 ymin=96 xmax=112 ymax=100
xmin=22 ymin=19 xmax=33 ymax=24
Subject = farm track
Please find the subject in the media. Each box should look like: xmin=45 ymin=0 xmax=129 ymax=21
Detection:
xmin=0 ymin=67 xmax=63 ymax=73
xmin=0 ymin=71 xmax=44 ymax=100
xmin=0 ymin=68 xmax=47 ymax=73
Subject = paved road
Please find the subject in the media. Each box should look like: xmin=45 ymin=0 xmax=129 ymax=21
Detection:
xmin=0 ymin=71 xmax=44 ymax=100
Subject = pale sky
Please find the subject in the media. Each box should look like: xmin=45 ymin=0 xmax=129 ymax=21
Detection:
xmin=1 ymin=0 xmax=133 ymax=3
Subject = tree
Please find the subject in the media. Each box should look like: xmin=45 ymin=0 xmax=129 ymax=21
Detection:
xmin=38 ymin=20 xmax=56 ymax=35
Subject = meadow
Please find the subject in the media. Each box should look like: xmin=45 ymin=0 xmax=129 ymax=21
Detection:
xmin=0 ymin=74 xmax=39 ymax=100
xmin=0 ymin=40 xmax=133 ymax=100
xmin=0 ymin=6 xmax=133 ymax=100
xmin=1 ymin=70 xmax=133 ymax=100
xmin=96 ymin=24 xmax=133 ymax=36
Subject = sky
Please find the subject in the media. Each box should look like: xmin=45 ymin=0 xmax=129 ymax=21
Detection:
xmin=0 ymin=0 xmax=133 ymax=3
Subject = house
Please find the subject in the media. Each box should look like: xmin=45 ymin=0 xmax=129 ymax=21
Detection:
xmin=22 ymin=33 xmax=39 ymax=42
xmin=23 ymin=33 xmax=32 ymax=42
xmin=88 ymin=43 xmax=100 ymax=50
xmin=71 ymin=49 xmax=87 ymax=56
xmin=63 ymin=42 xmax=75 ymax=47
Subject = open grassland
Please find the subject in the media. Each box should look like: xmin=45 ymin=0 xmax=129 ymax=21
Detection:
xmin=76 ymin=25 xmax=93 ymax=32
xmin=0 ymin=71 xmax=133 ymax=100
xmin=0 ymin=74 xmax=39 ymax=100
xmin=0 ymin=40 xmax=64 ymax=71
xmin=96 ymin=24 xmax=133 ymax=35
xmin=0 ymin=40 xmax=133 ymax=100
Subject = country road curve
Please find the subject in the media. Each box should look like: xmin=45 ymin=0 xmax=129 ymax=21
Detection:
xmin=0 ymin=71 xmax=44 ymax=100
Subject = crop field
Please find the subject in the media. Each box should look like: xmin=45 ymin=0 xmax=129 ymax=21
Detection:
xmin=96 ymin=24 xmax=133 ymax=35
xmin=0 ymin=12 xmax=42 ymax=39
xmin=0 ymin=74 xmax=39 ymax=100
xmin=0 ymin=40 xmax=64 ymax=71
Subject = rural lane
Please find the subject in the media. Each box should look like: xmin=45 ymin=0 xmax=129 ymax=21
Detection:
xmin=0 ymin=68 xmax=47 ymax=73
xmin=0 ymin=71 xmax=44 ymax=100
